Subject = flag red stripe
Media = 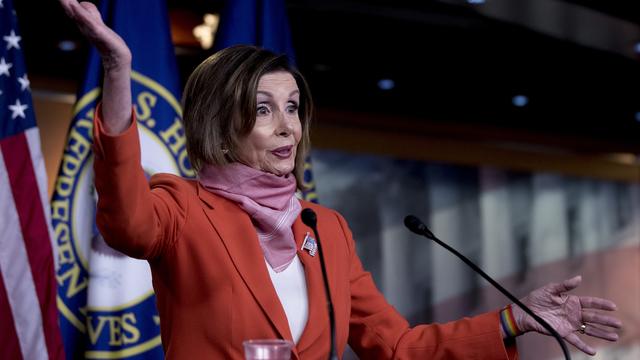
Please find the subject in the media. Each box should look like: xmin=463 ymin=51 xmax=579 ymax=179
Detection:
xmin=1 ymin=133 xmax=64 ymax=360
xmin=0 ymin=268 xmax=24 ymax=360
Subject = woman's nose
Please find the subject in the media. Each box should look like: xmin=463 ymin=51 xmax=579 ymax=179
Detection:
xmin=276 ymin=111 xmax=294 ymax=136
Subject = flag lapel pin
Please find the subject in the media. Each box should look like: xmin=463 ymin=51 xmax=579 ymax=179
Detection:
xmin=301 ymin=232 xmax=317 ymax=256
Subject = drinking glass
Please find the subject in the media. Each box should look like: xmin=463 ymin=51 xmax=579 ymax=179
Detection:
xmin=243 ymin=339 xmax=294 ymax=360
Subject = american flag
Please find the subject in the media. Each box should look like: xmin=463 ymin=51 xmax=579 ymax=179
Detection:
xmin=0 ymin=0 xmax=65 ymax=358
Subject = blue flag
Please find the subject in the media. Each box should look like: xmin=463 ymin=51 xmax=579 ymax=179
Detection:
xmin=215 ymin=0 xmax=319 ymax=203
xmin=53 ymin=0 xmax=192 ymax=358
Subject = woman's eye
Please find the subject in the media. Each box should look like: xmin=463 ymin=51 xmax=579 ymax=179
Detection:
xmin=287 ymin=103 xmax=299 ymax=113
xmin=257 ymin=105 xmax=270 ymax=115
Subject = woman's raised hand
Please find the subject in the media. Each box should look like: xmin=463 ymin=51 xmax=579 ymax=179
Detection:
xmin=59 ymin=0 xmax=132 ymax=134
xmin=513 ymin=276 xmax=622 ymax=356
xmin=59 ymin=0 xmax=131 ymax=69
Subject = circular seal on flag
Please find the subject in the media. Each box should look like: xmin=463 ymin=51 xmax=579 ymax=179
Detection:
xmin=54 ymin=71 xmax=193 ymax=358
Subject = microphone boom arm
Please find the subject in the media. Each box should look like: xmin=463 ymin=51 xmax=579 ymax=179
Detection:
xmin=404 ymin=215 xmax=571 ymax=360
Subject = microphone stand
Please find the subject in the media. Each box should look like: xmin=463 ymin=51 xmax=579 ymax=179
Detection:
xmin=404 ymin=215 xmax=571 ymax=360
xmin=302 ymin=209 xmax=338 ymax=360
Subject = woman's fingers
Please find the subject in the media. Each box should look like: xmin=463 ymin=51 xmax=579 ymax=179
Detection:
xmin=563 ymin=311 xmax=621 ymax=354
xmin=545 ymin=275 xmax=582 ymax=295
xmin=563 ymin=333 xmax=596 ymax=356
xmin=59 ymin=0 xmax=130 ymax=65
xmin=580 ymin=296 xmax=617 ymax=311
xmin=561 ymin=275 xmax=582 ymax=292
xmin=582 ymin=311 xmax=622 ymax=329
xmin=60 ymin=1 xmax=103 ymax=33
xmin=59 ymin=0 xmax=75 ymax=17
xmin=79 ymin=1 xmax=106 ymax=29
xmin=60 ymin=0 xmax=91 ymax=20
xmin=582 ymin=323 xmax=619 ymax=342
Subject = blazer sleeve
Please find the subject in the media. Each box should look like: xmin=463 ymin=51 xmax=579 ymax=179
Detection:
xmin=336 ymin=213 xmax=519 ymax=360
xmin=92 ymin=104 xmax=189 ymax=260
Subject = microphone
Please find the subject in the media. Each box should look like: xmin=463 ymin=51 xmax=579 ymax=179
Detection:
xmin=301 ymin=208 xmax=338 ymax=360
xmin=404 ymin=215 xmax=571 ymax=360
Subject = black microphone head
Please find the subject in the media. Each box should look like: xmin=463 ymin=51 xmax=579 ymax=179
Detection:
xmin=301 ymin=208 xmax=317 ymax=228
xmin=404 ymin=215 xmax=425 ymax=234
xmin=404 ymin=215 xmax=435 ymax=239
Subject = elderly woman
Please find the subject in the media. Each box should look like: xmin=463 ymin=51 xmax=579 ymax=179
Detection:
xmin=60 ymin=1 xmax=621 ymax=359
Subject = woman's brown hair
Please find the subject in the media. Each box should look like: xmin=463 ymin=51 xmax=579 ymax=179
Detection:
xmin=181 ymin=45 xmax=313 ymax=189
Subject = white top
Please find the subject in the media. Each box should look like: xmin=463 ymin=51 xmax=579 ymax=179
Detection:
xmin=266 ymin=255 xmax=309 ymax=344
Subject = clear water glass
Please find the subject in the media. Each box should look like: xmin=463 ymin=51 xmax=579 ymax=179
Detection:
xmin=243 ymin=339 xmax=294 ymax=360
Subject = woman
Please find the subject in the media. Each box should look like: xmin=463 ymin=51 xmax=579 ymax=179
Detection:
xmin=60 ymin=1 xmax=621 ymax=359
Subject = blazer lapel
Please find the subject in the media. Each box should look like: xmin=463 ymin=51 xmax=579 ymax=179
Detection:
xmin=293 ymin=217 xmax=332 ymax=354
xmin=197 ymin=184 xmax=293 ymax=342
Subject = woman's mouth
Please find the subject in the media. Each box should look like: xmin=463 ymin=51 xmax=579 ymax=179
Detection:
xmin=271 ymin=145 xmax=293 ymax=159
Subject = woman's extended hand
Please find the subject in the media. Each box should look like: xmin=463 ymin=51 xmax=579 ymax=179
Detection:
xmin=513 ymin=275 xmax=622 ymax=355
xmin=59 ymin=0 xmax=132 ymax=134
xmin=59 ymin=0 xmax=131 ymax=70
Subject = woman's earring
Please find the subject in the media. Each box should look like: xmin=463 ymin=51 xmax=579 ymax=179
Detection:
xmin=222 ymin=148 xmax=229 ymax=154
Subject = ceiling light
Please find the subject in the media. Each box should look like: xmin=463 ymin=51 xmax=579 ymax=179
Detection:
xmin=635 ymin=111 xmax=640 ymax=122
xmin=58 ymin=40 xmax=77 ymax=52
xmin=512 ymin=95 xmax=529 ymax=107
xmin=467 ymin=0 xmax=486 ymax=4
xmin=377 ymin=79 xmax=395 ymax=90
xmin=193 ymin=13 xmax=220 ymax=50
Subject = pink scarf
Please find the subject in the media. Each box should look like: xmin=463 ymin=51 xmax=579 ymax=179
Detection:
xmin=198 ymin=163 xmax=301 ymax=272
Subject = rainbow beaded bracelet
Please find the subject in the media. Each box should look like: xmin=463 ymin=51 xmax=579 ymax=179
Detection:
xmin=500 ymin=304 xmax=522 ymax=338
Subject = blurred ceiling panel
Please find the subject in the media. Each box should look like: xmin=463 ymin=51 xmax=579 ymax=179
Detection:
xmin=14 ymin=0 xmax=640 ymax=149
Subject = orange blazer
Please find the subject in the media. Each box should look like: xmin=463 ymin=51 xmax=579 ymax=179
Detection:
xmin=93 ymin=112 xmax=518 ymax=359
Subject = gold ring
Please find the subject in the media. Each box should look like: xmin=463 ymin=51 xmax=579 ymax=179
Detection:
xmin=579 ymin=324 xmax=587 ymax=334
